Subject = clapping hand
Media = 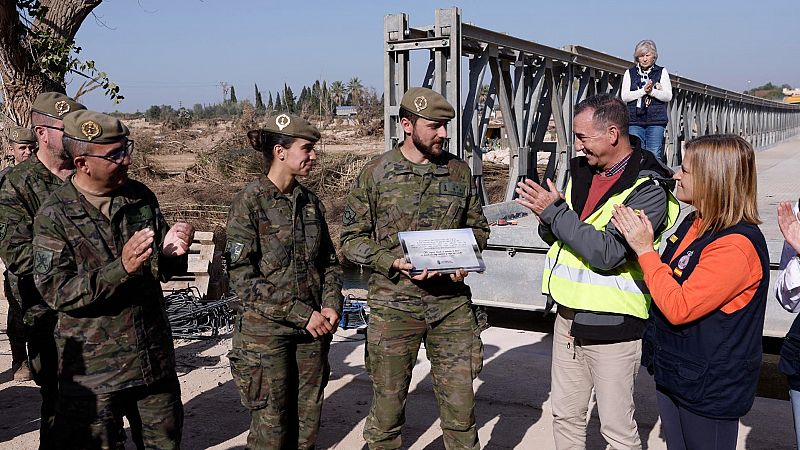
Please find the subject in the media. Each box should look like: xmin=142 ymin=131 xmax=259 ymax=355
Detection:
xmin=778 ymin=202 xmax=800 ymax=254
xmin=515 ymin=178 xmax=564 ymax=216
xmin=162 ymin=222 xmax=195 ymax=257
xmin=122 ymin=228 xmax=154 ymax=274
xmin=610 ymin=205 xmax=655 ymax=256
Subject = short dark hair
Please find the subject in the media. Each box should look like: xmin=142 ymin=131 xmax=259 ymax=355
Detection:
xmin=398 ymin=107 xmax=420 ymax=133
xmin=62 ymin=135 xmax=90 ymax=159
xmin=31 ymin=111 xmax=62 ymax=128
xmin=574 ymin=94 xmax=629 ymax=136
xmin=247 ymin=129 xmax=297 ymax=167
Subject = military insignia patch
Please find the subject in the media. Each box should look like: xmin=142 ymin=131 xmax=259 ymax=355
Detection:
xmin=226 ymin=241 xmax=245 ymax=263
xmin=55 ymin=100 xmax=70 ymax=116
xmin=276 ymin=114 xmax=291 ymax=131
xmin=413 ymin=96 xmax=428 ymax=112
xmin=81 ymin=120 xmax=102 ymax=140
xmin=440 ymin=182 xmax=466 ymax=197
xmin=0 ymin=222 xmax=6 ymax=241
xmin=342 ymin=205 xmax=357 ymax=226
xmin=34 ymin=250 xmax=53 ymax=275
xmin=10 ymin=130 xmax=19 ymax=141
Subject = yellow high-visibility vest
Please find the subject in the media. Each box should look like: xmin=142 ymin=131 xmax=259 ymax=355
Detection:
xmin=542 ymin=177 xmax=680 ymax=319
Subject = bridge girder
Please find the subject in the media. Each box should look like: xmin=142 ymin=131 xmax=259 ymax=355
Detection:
xmin=384 ymin=8 xmax=800 ymax=204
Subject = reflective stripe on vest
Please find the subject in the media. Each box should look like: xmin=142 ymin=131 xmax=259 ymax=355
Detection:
xmin=541 ymin=176 xmax=680 ymax=319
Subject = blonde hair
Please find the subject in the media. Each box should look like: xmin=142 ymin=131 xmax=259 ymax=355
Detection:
xmin=683 ymin=134 xmax=760 ymax=235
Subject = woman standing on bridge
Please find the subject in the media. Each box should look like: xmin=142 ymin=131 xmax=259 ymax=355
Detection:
xmin=621 ymin=39 xmax=673 ymax=162
xmin=611 ymin=134 xmax=768 ymax=450
xmin=225 ymin=114 xmax=343 ymax=449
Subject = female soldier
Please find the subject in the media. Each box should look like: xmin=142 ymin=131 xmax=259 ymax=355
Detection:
xmin=226 ymin=113 xmax=343 ymax=449
xmin=612 ymin=135 xmax=767 ymax=450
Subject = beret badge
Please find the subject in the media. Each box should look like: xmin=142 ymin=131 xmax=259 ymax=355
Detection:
xmin=276 ymin=114 xmax=291 ymax=131
xmin=55 ymin=100 xmax=70 ymax=116
xmin=10 ymin=130 xmax=19 ymax=141
xmin=81 ymin=120 xmax=102 ymax=141
xmin=413 ymin=96 xmax=428 ymax=112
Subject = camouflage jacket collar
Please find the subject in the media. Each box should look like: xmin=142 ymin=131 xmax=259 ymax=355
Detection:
xmin=28 ymin=154 xmax=73 ymax=184
xmin=389 ymin=144 xmax=451 ymax=177
xmin=58 ymin=176 xmax=147 ymax=221
xmin=258 ymin=174 xmax=310 ymax=204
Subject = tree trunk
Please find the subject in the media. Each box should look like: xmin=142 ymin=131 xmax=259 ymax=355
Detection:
xmin=0 ymin=0 xmax=102 ymax=126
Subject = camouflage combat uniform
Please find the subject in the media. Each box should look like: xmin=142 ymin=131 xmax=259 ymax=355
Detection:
xmin=0 ymin=155 xmax=64 ymax=448
xmin=0 ymin=165 xmax=27 ymax=372
xmin=340 ymin=144 xmax=490 ymax=450
xmin=32 ymin=178 xmax=186 ymax=450
xmin=225 ymin=176 xmax=343 ymax=450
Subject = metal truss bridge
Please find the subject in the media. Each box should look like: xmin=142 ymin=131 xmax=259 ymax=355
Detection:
xmin=383 ymin=8 xmax=800 ymax=204
xmin=383 ymin=8 xmax=800 ymax=337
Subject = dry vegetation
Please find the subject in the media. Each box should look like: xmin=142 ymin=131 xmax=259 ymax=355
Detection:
xmin=2 ymin=115 xmax=511 ymax=251
xmin=124 ymin=118 xmax=380 ymax=249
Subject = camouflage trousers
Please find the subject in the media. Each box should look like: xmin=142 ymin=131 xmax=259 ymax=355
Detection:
xmin=25 ymin=313 xmax=59 ymax=450
xmin=52 ymin=375 xmax=183 ymax=450
xmin=363 ymin=303 xmax=483 ymax=450
xmin=3 ymin=271 xmax=26 ymax=364
xmin=229 ymin=331 xmax=331 ymax=450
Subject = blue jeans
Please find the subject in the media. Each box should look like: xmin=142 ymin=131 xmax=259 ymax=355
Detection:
xmin=791 ymin=389 xmax=800 ymax=449
xmin=629 ymin=125 xmax=666 ymax=162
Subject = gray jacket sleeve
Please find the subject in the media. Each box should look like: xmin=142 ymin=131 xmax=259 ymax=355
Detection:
xmin=538 ymin=182 xmax=668 ymax=271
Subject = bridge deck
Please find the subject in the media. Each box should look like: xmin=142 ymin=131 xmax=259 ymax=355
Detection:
xmin=756 ymin=135 xmax=800 ymax=251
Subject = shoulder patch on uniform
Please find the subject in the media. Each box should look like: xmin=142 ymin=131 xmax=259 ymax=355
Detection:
xmin=226 ymin=241 xmax=245 ymax=263
xmin=34 ymin=250 xmax=53 ymax=275
xmin=440 ymin=181 xmax=466 ymax=197
xmin=342 ymin=205 xmax=357 ymax=226
xmin=0 ymin=222 xmax=6 ymax=241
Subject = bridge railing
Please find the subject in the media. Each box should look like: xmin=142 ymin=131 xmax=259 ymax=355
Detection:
xmin=384 ymin=8 xmax=800 ymax=204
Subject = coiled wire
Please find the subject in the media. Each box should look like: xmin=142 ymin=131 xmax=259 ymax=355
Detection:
xmin=164 ymin=287 xmax=236 ymax=339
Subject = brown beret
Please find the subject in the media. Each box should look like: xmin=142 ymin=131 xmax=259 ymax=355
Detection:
xmin=399 ymin=87 xmax=455 ymax=122
xmin=8 ymin=126 xmax=36 ymax=144
xmin=31 ymin=92 xmax=86 ymax=119
xmin=260 ymin=113 xmax=321 ymax=142
xmin=63 ymin=110 xmax=129 ymax=144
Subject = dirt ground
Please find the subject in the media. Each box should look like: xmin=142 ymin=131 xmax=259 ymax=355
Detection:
xmin=2 ymin=294 xmax=796 ymax=450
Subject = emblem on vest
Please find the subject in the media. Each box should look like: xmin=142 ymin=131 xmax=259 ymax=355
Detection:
xmin=673 ymin=250 xmax=693 ymax=277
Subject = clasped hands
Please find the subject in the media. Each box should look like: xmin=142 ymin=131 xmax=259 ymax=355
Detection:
xmin=121 ymin=222 xmax=195 ymax=274
xmin=306 ymin=308 xmax=340 ymax=338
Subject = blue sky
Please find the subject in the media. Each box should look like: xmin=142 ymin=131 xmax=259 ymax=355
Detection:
xmin=70 ymin=0 xmax=795 ymax=112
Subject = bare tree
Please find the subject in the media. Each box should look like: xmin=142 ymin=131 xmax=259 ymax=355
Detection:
xmin=0 ymin=1 xmax=113 ymax=125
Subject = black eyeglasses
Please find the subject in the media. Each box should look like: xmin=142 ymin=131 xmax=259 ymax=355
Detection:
xmin=79 ymin=140 xmax=135 ymax=164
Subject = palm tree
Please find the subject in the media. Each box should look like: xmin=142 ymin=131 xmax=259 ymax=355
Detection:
xmin=347 ymin=77 xmax=364 ymax=107
xmin=330 ymin=80 xmax=346 ymax=108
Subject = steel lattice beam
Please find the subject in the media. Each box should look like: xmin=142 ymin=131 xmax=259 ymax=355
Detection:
xmin=384 ymin=8 xmax=800 ymax=204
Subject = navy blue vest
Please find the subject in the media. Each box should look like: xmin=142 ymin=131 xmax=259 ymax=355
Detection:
xmin=642 ymin=214 xmax=768 ymax=419
xmin=627 ymin=65 xmax=669 ymax=127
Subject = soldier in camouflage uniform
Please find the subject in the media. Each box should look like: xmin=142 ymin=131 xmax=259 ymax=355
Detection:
xmin=340 ymin=87 xmax=490 ymax=450
xmin=225 ymin=113 xmax=343 ymax=450
xmin=0 ymin=93 xmax=85 ymax=449
xmin=32 ymin=111 xmax=192 ymax=449
xmin=2 ymin=126 xmax=37 ymax=381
